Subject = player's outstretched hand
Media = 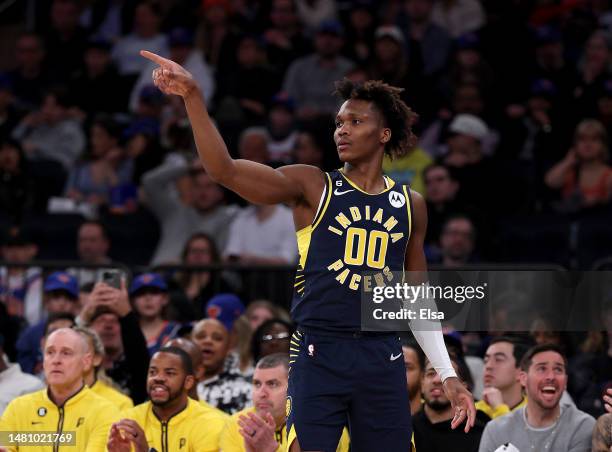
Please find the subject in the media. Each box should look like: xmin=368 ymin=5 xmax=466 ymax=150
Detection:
xmin=443 ymin=377 xmax=476 ymax=433
xmin=140 ymin=50 xmax=197 ymax=98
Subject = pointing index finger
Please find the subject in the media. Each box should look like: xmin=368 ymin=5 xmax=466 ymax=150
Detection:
xmin=140 ymin=50 xmax=169 ymax=67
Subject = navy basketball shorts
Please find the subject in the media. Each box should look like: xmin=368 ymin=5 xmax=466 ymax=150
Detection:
xmin=287 ymin=329 xmax=413 ymax=452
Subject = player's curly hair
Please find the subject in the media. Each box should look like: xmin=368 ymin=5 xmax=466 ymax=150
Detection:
xmin=334 ymin=79 xmax=418 ymax=160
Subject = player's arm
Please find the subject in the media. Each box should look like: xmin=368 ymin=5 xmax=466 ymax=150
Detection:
xmin=140 ymin=51 xmax=323 ymax=207
xmin=404 ymin=190 xmax=476 ymax=432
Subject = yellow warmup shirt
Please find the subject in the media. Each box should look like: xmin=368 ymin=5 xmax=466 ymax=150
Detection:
xmin=475 ymin=395 xmax=527 ymax=419
xmin=0 ymin=386 xmax=120 ymax=451
xmin=89 ymin=380 xmax=133 ymax=411
xmin=122 ymin=398 xmax=225 ymax=452
xmin=221 ymin=407 xmax=350 ymax=452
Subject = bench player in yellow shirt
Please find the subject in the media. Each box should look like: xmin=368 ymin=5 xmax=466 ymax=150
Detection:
xmin=107 ymin=346 xmax=225 ymax=452
xmin=0 ymin=328 xmax=120 ymax=451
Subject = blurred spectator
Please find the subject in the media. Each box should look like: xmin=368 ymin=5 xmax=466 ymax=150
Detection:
xmin=130 ymin=27 xmax=215 ymax=112
xmin=82 ymin=280 xmax=149 ymax=404
xmin=413 ymin=352 xmax=485 ymax=451
xmin=0 ymin=228 xmax=42 ymax=325
xmin=0 ymin=139 xmax=37 ymax=223
xmin=430 ymin=0 xmax=485 ymax=38
xmin=206 ymin=294 xmax=246 ymax=336
xmin=123 ymin=118 xmax=166 ymax=185
xmin=80 ymin=0 xmax=139 ymax=42
xmin=402 ymin=339 xmax=425 ymax=416
xmin=165 ymin=337 xmax=208 ymax=400
xmin=43 ymin=0 xmax=89 ymax=82
xmin=0 ymin=333 xmax=44 ymax=415
xmin=1 ymin=328 xmax=120 ymax=449
xmin=369 ymin=26 xmax=409 ymax=88
xmin=142 ymin=154 xmax=239 ymax=264
xmin=12 ymin=87 xmax=86 ymax=172
xmin=250 ymin=318 xmax=294 ymax=363
xmin=264 ymin=0 xmax=312 ymax=74
xmin=16 ymin=272 xmax=79 ymax=374
xmin=245 ymin=300 xmax=280 ymax=331
xmin=106 ymin=346 xmax=227 ymax=452
xmin=71 ymin=39 xmax=126 ymax=117
xmin=295 ymin=0 xmax=337 ymax=34
xmin=283 ymin=20 xmax=355 ymax=120
xmin=65 ymin=115 xmax=132 ymax=208
xmin=225 ymin=201 xmax=297 ymax=265
xmin=293 ymin=129 xmax=325 ymax=167
xmin=192 ymin=318 xmax=251 ymax=414
xmin=445 ymin=33 xmax=495 ymax=101
xmin=196 ymin=0 xmax=240 ymax=71
xmin=73 ymin=326 xmax=134 ymax=411
xmin=593 ymin=411 xmax=612 ymax=452
xmin=545 ymin=119 xmax=612 ymax=213
xmin=477 ymin=336 xmax=529 ymax=420
xmin=0 ymin=75 xmax=21 ymax=142
xmin=397 ymin=0 xmax=451 ymax=78
xmin=169 ymin=232 xmax=237 ymax=322
xmin=266 ymin=96 xmax=298 ymax=163
xmin=479 ymin=344 xmax=595 ymax=452
xmin=214 ymin=35 xmax=279 ymax=127
xmin=382 ymin=143 xmax=433 ymax=195
xmin=422 ymin=164 xmax=462 ymax=246
xmin=8 ymin=33 xmax=51 ymax=110
xmin=130 ymin=272 xmax=179 ymax=355
xmin=71 ymin=221 xmax=113 ymax=286
xmin=343 ymin=1 xmax=376 ymax=67
xmin=436 ymin=214 xmax=476 ymax=267
xmin=219 ymin=353 xmax=291 ymax=452
xmin=574 ymin=30 xmax=612 ymax=119
xmin=236 ymin=127 xmax=270 ymax=164
xmin=111 ymin=1 xmax=168 ymax=79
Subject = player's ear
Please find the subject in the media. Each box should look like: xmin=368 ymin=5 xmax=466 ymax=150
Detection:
xmin=380 ymin=128 xmax=391 ymax=144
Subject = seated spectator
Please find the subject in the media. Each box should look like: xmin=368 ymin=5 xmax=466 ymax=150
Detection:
xmin=545 ymin=119 xmax=612 ymax=212
xmin=251 ymin=319 xmax=294 ymax=363
xmin=430 ymin=0 xmax=485 ymax=38
xmin=130 ymin=273 xmax=179 ymax=355
xmin=479 ymin=344 xmax=595 ymax=452
xmin=1 ymin=328 xmax=120 ymax=449
xmin=0 ymin=75 xmax=21 ymax=142
xmin=111 ymin=1 xmax=168 ymax=79
xmin=0 ymin=333 xmax=44 ymax=415
xmin=245 ymin=300 xmax=278 ymax=331
xmin=8 ymin=33 xmax=51 ymax=111
xmin=342 ymin=2 xmax=375 ymax=67
xmin=73 ymin=326 xmax=133 ymax=411
xmin=402 ymin=338 xmax=425 ymax=416
xmin=433 ymin=215 xmax=477 ymax=267
xmin=295 ymin=0 xmax=337 ymax=34
xmin=16 ymin=271 xmax=79 ymax=374
xmin=0 ymin=228 xmax=42 ymax=325
xmin=266 ymin=96 xmax=298 ymax=163
xmin=205 ymin=293 xmax=247 ymax=356
xmin=423 ymin=164 xmax=460 ymax=245
xmin=11 ymin=86 xmax=85 ymax=172
xmin=65 ymin=115 xmax=132 ymax=208
xmin=70 ymin=220 xmax=113 ymax=286
xmin=142 ymin=154 xmax=239 ymax=264
xmin=169 ymin=232 xmax=237 ymax=322
xmin=282 ymin=20 xmax=355 ymax=120
xmin=192 ymin=318 xmax=251 ymax=414
xmin=383 ymin=143 xmax=433 ymax=195
xmin=413 ymin=352 xmax=485 ymax=451
xmin=369 ymin=26 xmax=409 ymax=89
xmin=0 ymin=139 xmax=37 ymax=222
xmin=195 ymin=0 xmax=240 ymax=72
xmin=292 ymin=129 xmax=325 ymax=168
xmin=123 ymin=118 xmax=166 ymax=185
xmin=71 ymin=39 xmax=126 ymax=117
xmin=81 ymin=280 xmax=149 ymax=404
xmin=477 ymin=336 xmax=530 ymax=420
xmin=237 ymin=127 xmax=271 ymax=164
xmin=573 ymin=30 xmax=611 ymax=120
xmin=106 ymin=347 xmax=227 ymax=452
xmin=130 ymin=27 xmax=215 ymax=112
xmin=224 ymin=199 xmax=297 ymax=265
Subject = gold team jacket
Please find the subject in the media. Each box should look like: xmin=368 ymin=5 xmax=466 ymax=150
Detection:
xmin=89 ymin=380 xmax=133 ymax=412
xmin=0 ymin=386 xmax=120 ymax=451
xmin=121 ymin=398 xmax=227 ymax=452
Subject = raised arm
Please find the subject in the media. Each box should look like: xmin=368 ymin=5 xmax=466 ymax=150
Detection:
xmin=140 ymin=51 xmax=323 ymax=207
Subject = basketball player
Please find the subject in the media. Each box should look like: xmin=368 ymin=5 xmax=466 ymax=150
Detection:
xmin=140 ymin=50 xmax=475 ymax=452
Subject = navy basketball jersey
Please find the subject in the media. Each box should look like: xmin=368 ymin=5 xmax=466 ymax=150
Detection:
xmin=291 ymin=169 xmax=413 ymax=332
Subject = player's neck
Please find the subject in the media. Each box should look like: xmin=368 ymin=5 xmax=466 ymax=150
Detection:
xmin=49 ymin=380 xmax=84 ymax=407
xmin=341 ymin=163 xmax=386 ymax=193
xmin=502 ymin=384 xmax=524 ymax=409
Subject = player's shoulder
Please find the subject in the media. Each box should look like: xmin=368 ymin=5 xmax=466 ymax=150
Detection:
xmin=121 ymin=400 xmax=150 ymax=420
xmin=5 ymin=387 xmax=46 ymax=409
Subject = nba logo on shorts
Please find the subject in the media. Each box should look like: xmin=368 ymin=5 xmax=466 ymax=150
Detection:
xmin=388 ymin=191 xmax=406 ymax=208
xmin=308 ymin=344 xmax=314 ymax=356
